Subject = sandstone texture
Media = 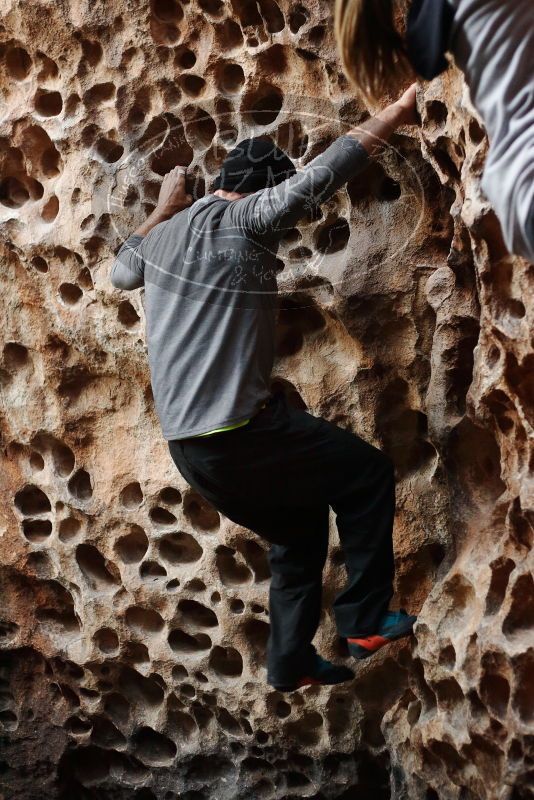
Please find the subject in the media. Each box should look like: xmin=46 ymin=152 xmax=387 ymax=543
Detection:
xmin=0 ymin=1 xmax=533 ymax=799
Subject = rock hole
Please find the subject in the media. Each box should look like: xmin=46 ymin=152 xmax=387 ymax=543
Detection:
xmin=288 ymin=4 xmax=308 ymax=32
xmin=152 ymin=0 xmax=183 ymax=21
xmin=31 ymin=256 xmax=49 ymax=273
xmin=93 ymin=627 xmax=120 ymax=654
xmin=58 ymin=282 xmax=83 ymax=305
xmin=276 ymin=120 xmax=308 ymax=158
xmin=184 ymin=493 xmax=220 ymax=531
xmin=32 ymin=433 xmax=76 ymax=477
xmin=178 ymin=599 xmax=219 ymax=628
xmin=68 ymin=469 xmax=93 ymax=501
xmin=34 ymin=89 xmax=63 ymax=117
xmin=215 ymin=62 xmax=245 ymax=94
xmin=168 ymin=708 xmax=198 ymax=738
xmin=183 ymin=105 xmax=216 ymax=148
xmin=480 ymin=654 xmax=510 ymax=719
xmin=30 ymin=451 xmax=45 ymax=471
xmin=41 ymin=195 xmax=59 ymax=221
xmin=376 ymin=176 xmax=401 ymax=201
xmin=140 ymin=560 xmax=168 ymax=580
xmin=315 ymin=216 xmax=350 ymax=254
xmin=15 ymin=484 xmax=51 ymax=515
xmin=91 ymin=716 xmax=127 ymax=749
xmin=199 ymin=0 xmax=224 ymax=13
xmin=166 ymin=578 xmax=180 ymax=590
xmin=243 ymin=85 xmax=283 ymax=126
xmin=436 ymin=573 xmax=476 ymax=636
xmin=132 ymin=725 xmax=177 ymax=766
xmin=5 ymin=46 xmax=32 ymax=79
xmin=0 ymin=620 xmax=20 ymax=645
xmin=209 ymin=645 xmax=243 ymax=677
xmin=125 ymin=606 xmax=165 ymax=634
xmin=230 ymin=598 xmax=245 ymax=614
xmin=159 ymin=486 xmax=182 ymax=505
xmin=179 ymin=74 xmax=206 ymax=97
xmin=217 ymin=707 xmax=242 ymax=735
xmin=216 ymin=546 xmax=252 ymax=585
xmin=76 ymin=544 xmax=119 ymax=589
xmin=0 ymin=176 xmax=30 ymax=208
xmin=485 ymin=557 xmax=515 ymax=615
xmin=172 ymin=664 xmax=188 ymax=681
xmin=58 ymin=516 xmax=82 ymax=543
xmin=215 ymin=18 xmax=243 ymax=50
xmin=168 ymin=628 xmax=212 ymax=653
xmin=434 ymin=677 xmax=464 ymax=709
xmin=21 ymin=518 xmax=52 ymax=542
xmin=438 ymin=644 xmax=456 ymax=669
xmin=425 ymin=100 xmax=448 ymax=127
xmin=83 ymin=82 xmax=116 ymax=108
xmin=118 ymin=299 xmax=140 ymax=328
xmin=376 ymin=378 xmax=436 ymax=477
xmin=159 ymin=531 xmax=203 ymax=564
xmin=174 ymin=46 xmax=196 ymax=69
xmin=4 ymin=341 xmax=29 ymax=370
xmin=81 ymin=39 xmax=103 ymax=66
xmin=468 ymin=119 xmax=485 ymax=145
xmin=257 ymin=0 xmax=284 ymax=32
xmin=120 ymin=666 xmax=164 ymax=707
xmin=66 ymin=715 xmax=93 ymax=734
xmin=286 ymin=710 xmax=323 ymax=745
xmin=243 ymin=619 xmax=270 ymax=661
xmin=95 ymin=137 xmax=124 ymax=163
xmin=512 ymin=650 xmax=534 ymax=723
xmin=115 ymin=525 xmax=149 ymax=563
xmin=119 ymin=481 xmax=144 ymax=508
xmin=502 ymin=573 xmax=534 ymax=638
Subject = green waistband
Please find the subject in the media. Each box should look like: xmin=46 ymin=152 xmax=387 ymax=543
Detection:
xmin=190 ymin=418 xmax=251 ymax=438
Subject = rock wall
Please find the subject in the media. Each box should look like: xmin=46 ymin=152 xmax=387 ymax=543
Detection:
xmin=0 ymin=1 xmax=532 ymax=799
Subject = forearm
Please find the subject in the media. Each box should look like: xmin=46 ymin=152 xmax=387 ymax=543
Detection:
xmin=134 ymin=208 xmax=171 ymax=238
xmin=348 ymin=102 xmax=408 ymax=156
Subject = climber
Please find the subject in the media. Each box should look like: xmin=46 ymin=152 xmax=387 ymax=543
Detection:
xmin=111 ymin=84 xmax=420 ymax=692
xmin=335 ymin=0 xmax=534 ymax=263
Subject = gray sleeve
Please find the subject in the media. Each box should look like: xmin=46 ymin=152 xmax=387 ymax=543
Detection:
xmin=224 ymin=135 xmax=369 ymax=237
xmin=110 ymin=234 xmax=146 ymax=290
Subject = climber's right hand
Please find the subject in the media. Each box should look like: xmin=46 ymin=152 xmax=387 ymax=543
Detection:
xmin=393 ymin=83 xmax=420 ymax=126
xmin=155 ymin=166 xmax=194 ymax=219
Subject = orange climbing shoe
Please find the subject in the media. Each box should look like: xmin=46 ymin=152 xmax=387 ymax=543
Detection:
xmin=347 ymin=609 xmax=417 ymax=660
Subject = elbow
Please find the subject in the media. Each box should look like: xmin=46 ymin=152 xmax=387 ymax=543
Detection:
xmin=110 ymin=262 xmax=124 ymax=290
xmin=110 ymin=260 xmax=133 ymax=290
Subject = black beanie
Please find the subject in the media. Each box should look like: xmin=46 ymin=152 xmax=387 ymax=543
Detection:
xmin=212 ymin=137 xmax=296 ymax=193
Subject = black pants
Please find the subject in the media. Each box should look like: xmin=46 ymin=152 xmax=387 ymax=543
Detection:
xmin=168 ymin=390 xmax=395 ymax=684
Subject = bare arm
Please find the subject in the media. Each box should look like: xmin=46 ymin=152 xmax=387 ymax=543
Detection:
xmin=349 ymin=84 xmax=419 ymax=155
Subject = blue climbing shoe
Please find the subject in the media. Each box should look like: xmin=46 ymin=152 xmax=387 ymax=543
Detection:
xmin=347 ymin=608 xmax=417 ymax=660
xmin=270 ymin=652 xmax=354 ymax=692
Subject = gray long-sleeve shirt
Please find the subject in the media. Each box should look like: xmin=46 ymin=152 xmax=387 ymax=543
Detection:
xmin=111 ymin=135 xmax=368 ymax=439
xmin=448 ymin=0 xmax=534 ymax=261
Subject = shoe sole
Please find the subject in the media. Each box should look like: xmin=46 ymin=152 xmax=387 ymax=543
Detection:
xmin=348 ymin=618 xmax=416 ymax=660
xmin=271 ymin=671 xmax=354 ymax=692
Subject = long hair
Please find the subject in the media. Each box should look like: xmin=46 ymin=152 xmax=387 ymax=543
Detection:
xmin=335 ymin=0 xmax=414 ymax=103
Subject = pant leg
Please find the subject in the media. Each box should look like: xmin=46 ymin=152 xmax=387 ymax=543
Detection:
xmin=265 ymin=505 xmax=330 ymax=683
xmin=169 ymin=437 xmax=330 ymax=678
xmin=330 ymin=454 xmax=395 ymax=637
